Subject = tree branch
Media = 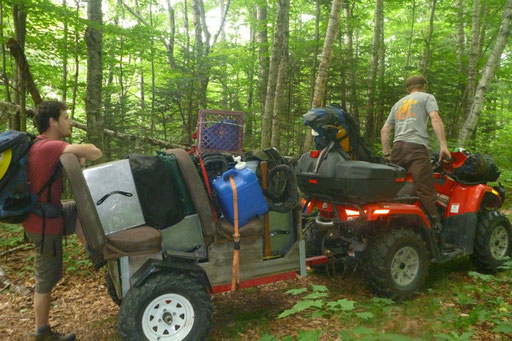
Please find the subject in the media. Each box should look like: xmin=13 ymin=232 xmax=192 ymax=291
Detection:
xmin=212 ymin=0 xmax=231 ymax=45
xmin=5 ymin=38 xmax=42 ymax=106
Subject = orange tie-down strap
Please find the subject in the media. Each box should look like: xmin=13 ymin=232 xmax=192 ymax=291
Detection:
xmin=229 ymin=176 xmax=240 ymax=291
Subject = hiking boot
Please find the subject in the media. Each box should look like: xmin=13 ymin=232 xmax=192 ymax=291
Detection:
xmin=35 ymin=327 xmax=76 ymax=341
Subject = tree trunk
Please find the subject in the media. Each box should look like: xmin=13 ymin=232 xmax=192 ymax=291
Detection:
xmin=12 ymin=3 xmax=27 ymax=131
xmin=85 ymin=0 xmax=105 ymax=157
xmin=421 ymin=0 xmax=436 ymax=77
xmin=376 ymin=11 xmax=385 ymax=139
xmin=364 ymin=0 xmax=383 ymax=144
xmin=0 ymin=2 xmax=11 ymax=103
xmin=71 ymin=0 xmax=80 ymax=124
xmin=256 ymin=3 xmax=269 ymax=124
xmin=309 ymin=0 xmax=320 ymax=107
xmin=150 ymin=0 xmax=156 ymax=135
xmin=451 ymin=0 xmax=466 ymax=137
xmin=457 ymin=0 xmax=512 ymax=146
xmin=270 ymin=2 xmax=290 ymax=149
xmin=303 ymin=0 xmax=343 ymax=152
xmin=271 ymin=8 xmax=289 ymax=149
xmin=191 ymin=0 xmax=208 ymax=109
xmin=165 ymin=0 xmax=176 ymax=69
xmin=465 ymin=0 xmax=481 ymax=119
xmin=342 ymin=0 xmax=358 ymax=122
xmin=61 ymin=0 xmax=68 ymax=103
xmin=245 ymin=7 xmax=257 ymax=148
xmin=404 ymin=0 xmax=416 ymax=78
xmin=261 ymin=0 xmax=288 ymax=149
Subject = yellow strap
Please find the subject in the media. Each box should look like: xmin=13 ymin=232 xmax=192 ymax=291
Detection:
xmin=229 ymin=176 xmax=240 ymax=291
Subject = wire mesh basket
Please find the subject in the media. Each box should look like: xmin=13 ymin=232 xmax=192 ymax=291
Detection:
xmin=197 ymin=109 xmax=244 ymax=154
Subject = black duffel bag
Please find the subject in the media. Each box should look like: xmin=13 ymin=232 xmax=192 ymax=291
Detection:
xmin=128 ymin=154 xmax=185 ymax=229
xmin=453 ymin=152 xmax=500 ymax=183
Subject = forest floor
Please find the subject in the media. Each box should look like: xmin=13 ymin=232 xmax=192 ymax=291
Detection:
xmin=1 ymin=219 xmax=511 ymax=341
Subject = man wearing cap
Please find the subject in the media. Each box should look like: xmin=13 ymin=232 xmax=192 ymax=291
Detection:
xmin=380 ymin=75 xmax=451 ymax=249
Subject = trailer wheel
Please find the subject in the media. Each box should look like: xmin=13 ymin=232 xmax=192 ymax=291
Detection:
xmin=471 ymin=210 xmax=512 ymax=273
xmin=118 ymin=271 xmax=212 ymax=341
xmin=363 ymin=228 xmax=429 ymax=300
xmin=105 ymin=271 xmax=122 ymax=306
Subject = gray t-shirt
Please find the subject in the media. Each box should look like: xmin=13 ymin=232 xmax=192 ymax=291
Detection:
xmin=385 ymin=91 xmax=439 ymax=148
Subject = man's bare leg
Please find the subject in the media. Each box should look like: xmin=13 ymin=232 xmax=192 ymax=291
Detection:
xmin=34 ymin=292 xmax=51 ymax=327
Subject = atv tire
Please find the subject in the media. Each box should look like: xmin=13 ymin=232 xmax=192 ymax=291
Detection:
xmin=118 ymin=271 xmax=212 ymax=341
xmin=363 ymin=228 xmax=429 ymax=300
xmin=106 ymin=271 xmax=122 ymax=306
xmin=470 ymin=210 xmax=512 ymax=273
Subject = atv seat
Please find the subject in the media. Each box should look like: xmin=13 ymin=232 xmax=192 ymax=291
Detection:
xmin=60 ymin=153 xmax=163 ymax=266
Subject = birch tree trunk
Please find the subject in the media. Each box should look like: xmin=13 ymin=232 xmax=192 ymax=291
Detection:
xmin=465 ymin=0 xmax=481 ymax=118
xmin=303 ymin=0 xmax=343 ymax=152
xmin=364 ymin=0 xmax=383 ymax=144
xmin=85 ymin=0 xmax=105 ymax=156
xmin=261 ymin=0 xmax=288 ymax=149
xmin=421 ymin=0 xmax=436 ymax=77
xmin=457 ymin=0 xmax=512 ymax=146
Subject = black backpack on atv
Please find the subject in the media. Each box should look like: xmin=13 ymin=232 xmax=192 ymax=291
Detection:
xmin=302 ymin=104 xmax=380 ymax=163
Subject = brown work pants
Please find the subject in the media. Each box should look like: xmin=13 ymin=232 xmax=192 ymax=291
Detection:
xmin=391 ymin=141 xmax=438 ymax=218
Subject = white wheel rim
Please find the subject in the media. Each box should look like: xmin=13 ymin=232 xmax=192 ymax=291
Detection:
xmin=390 ymin=246 xmax=420 ymax=287
xmin=490 ymin=225 xmax=509 ymax=259
xmin=142 ymin=293 xmax=195 ymax=340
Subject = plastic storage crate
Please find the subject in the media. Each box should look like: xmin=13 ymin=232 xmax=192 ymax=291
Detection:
xmin=197 ymin=109 xmax=244 ymax=154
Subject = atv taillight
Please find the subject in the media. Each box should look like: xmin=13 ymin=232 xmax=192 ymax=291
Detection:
xmin=308 ymin=179 xmax=317 ymax=184
xmin=373 ymin=209 xmax=390 ymax=215
xmin=345 ymin=209 xmax=360 ymax=217
xmin=310 ymin=150 xmax=321 ymax=158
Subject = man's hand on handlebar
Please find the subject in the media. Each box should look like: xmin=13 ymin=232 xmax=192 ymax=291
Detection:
xmin=438 ymin=147 xmax=451 ymax=163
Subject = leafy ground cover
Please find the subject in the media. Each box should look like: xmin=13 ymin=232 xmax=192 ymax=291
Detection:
xmin=0 ymin=220 xmax=511 ymax=340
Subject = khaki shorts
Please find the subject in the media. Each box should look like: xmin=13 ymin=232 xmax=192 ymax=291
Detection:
xmin=26 ymin=201 xmax=77 ymax=294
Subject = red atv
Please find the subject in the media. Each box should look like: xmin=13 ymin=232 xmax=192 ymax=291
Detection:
xmin=298 ymin=146 xmax=512 ymax=300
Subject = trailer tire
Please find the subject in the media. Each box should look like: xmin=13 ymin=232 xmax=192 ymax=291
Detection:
xmin=105 ymin=271 xmax=122 ymax=306
xmin=118 ymin=271 xmax=212 ymax=341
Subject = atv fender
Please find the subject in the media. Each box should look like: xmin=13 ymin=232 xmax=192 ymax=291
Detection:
xmin=447 ymin=184 xmax=500 ymax=216
xmin=131 ymin=258 xmax=213 ymax=294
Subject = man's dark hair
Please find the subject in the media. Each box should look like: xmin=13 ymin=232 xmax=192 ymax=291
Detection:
xmin=34 ymin=101 xmax=68 ymax=134
xmin=405 ymin=75 xmax=427 ymax=92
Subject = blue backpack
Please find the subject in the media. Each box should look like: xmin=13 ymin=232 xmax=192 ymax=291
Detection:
xmin=0 ymin=130 xmax=60 ymax=224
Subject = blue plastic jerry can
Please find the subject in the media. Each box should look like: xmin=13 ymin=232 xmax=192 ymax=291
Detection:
xmin=210 ymin=161 xmax=268 ymax=227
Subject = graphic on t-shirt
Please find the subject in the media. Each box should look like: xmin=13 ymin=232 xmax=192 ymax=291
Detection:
xmin=395 ymin=99 xmax=417 ymax=120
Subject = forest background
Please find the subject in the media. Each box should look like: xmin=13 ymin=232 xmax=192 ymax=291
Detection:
xmin=1 ymin=0 xmax=512 ymax=185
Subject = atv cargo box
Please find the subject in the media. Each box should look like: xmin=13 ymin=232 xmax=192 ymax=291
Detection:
xmin=296 ymin=151 xmax=407 ymax=204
